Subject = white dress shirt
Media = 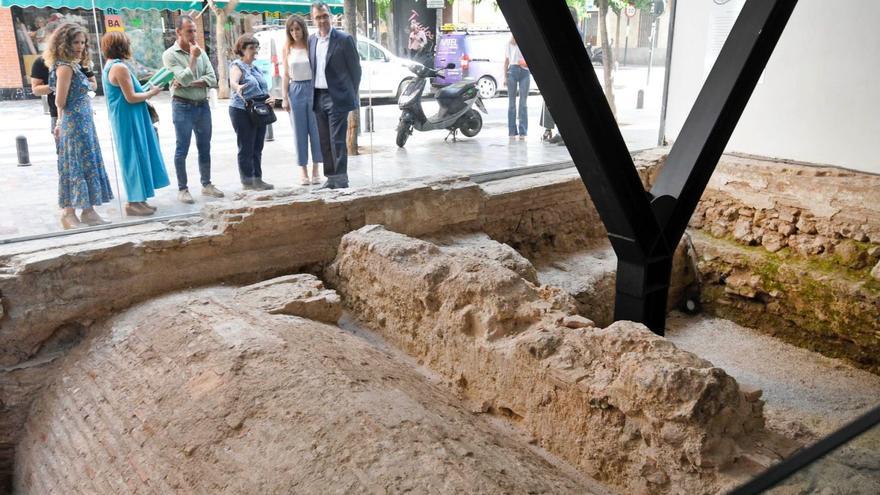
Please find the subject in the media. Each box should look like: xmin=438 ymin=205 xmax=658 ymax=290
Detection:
xmin=314 ymin=30 xmax=331 ymax=89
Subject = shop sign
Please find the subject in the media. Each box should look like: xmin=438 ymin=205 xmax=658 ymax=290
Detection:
xmin=105 ymin=7 xmax=124 ymax=32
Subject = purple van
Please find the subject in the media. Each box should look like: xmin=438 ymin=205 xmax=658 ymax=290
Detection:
xmin=434 ymin=31 xmax=517 ymax=99
xmin=434 ymin=33 xmax=466 ymax=85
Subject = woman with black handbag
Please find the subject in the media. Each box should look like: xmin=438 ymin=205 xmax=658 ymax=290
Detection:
xmin=229 ymin=34 xmax=275 ymax=190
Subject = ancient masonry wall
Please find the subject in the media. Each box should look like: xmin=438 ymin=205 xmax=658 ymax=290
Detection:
xmin=327 ymin=226 xmax=771 ymax=494
xmin=685 ymin=154 xmax=880 ymax=372
xmin=0 ymin=162 xmax=654 ymax=489
xmin=0 ymin=149 xmax=877 ymax=487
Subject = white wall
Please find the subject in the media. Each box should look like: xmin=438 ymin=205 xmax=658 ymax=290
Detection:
xmin=664 ymin=0 xmax=880 ymax=174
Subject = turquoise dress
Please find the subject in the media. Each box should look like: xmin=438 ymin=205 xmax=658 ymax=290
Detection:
xmin=49 ymin=61 xmax=113 ymax=208
xmin=103 ymin=59 xmax=170 ymax=202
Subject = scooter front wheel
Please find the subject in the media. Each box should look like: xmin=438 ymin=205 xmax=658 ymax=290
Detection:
xmin=458 ymin=110 xmax=482 ymax=138
xmin=396 ymin=122 xmax=412 ymax=148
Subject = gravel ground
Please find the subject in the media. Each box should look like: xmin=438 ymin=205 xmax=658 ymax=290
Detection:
xmin=666 ymin=311 xmax=880 ymax=440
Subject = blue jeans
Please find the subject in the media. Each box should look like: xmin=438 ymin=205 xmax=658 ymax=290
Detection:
xmin=171 ymin=99 xmax=212 ymax=191
xmin=229 ymin=107 xmax=266 ymax=183
xmin=507 ymin=65 xmax=530 ymax=137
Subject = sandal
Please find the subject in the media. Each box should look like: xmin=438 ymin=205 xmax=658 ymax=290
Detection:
xmin=125 ymin=203 xmax=154 ymax=217
xmin=61 ymin=212 xmax=82 ymax=230
xmin=80 ymin=209 xmax=110 ymax=226
xmin=300 ymin=177 xmax=311 ymax=186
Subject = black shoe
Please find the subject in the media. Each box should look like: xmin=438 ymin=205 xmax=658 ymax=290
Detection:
xmin=316 ymin=181 xmax=336 ymax=190
xmin=549 ymin=134 xmax=564 ymax=144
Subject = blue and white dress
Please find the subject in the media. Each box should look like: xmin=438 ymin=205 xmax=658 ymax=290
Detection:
xmin=50 ymin=61 xmax=113 ymax=208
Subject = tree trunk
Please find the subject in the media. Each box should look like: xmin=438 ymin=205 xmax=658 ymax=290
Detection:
xmin=598 ymin=0 xmax=617 ymax=117
xmin=345 ymin=0 xmax=360 ymax=155
xmin=614 ymin=9 xmax=621 ymax=61
xmin=215 ymin=10 xmax=230 ymax=99
xmin=206 ymin=0 xmax=239 ymax=99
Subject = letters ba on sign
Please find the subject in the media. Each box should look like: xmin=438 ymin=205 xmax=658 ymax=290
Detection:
xmin=104 ymin=7 xmax=124 ymax=32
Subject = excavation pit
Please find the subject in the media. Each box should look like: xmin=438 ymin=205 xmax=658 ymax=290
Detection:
xmin=1 ymin=150 xmax=878 ymax=494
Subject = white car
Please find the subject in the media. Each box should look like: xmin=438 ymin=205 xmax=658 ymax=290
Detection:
xmin=253 ymin=28 xmax=418 ymax=101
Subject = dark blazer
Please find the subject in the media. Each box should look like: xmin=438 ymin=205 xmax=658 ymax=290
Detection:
xmin=309 ymin=28 xmax=362 ymax=113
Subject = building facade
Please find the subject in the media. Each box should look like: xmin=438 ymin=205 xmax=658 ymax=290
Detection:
xmin=0 ymin=0 xmax=342 ymax=100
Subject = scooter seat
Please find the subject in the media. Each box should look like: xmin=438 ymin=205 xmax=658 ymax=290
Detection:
xmin=437 ymin=81 xmax=476 ymax=101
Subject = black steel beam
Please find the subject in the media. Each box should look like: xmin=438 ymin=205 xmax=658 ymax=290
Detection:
xmin=496 ymin=0 xmax=797 ymax=335
xmin=651 ymin=0 xmax=799 ymax=249
xmin=495 ymin=0 xmax=662 ymax=259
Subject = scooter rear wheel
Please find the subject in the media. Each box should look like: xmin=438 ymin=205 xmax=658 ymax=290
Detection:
xmin=396 ymin=123 xmax=412 ymax=148
xmin=458 ymin=110 xmax=482 ymax=138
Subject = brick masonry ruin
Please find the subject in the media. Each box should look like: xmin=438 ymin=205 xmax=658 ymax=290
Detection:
xmin=0 ymin=149 xmax=877 ymax=493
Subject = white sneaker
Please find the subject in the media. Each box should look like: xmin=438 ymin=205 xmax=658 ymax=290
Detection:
xmin=202 ymin=184 xmax=225 ymax=198
xmin=178 ymin=189 xmax=195 ymax=204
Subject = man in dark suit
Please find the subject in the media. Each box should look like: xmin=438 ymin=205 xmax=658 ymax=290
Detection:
xmin=309 ymin=1 xmax=361 ymax=189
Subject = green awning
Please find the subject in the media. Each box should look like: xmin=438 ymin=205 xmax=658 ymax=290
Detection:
xmin=0 ymin=0 xmax=202 ymax=10
xmin=0 ymin=0 xmax=343 ymax=13
xmin=219 ymin=1 xmax=344 ymax=14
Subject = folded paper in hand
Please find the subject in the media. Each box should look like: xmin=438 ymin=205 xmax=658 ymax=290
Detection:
xmin=142 ymin=67 xmax=175 ymax=90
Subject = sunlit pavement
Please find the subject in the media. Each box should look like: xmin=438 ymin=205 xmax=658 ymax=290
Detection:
xmin=0 ymin=66 xmax=664 ymax=241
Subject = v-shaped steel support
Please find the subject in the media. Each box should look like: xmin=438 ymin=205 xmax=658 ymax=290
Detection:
xmin=496 ymin=0 xmax=798 ymax=334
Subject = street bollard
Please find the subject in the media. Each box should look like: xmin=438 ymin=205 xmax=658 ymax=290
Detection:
xmin=16 ymin=136 xmax=31 ymax=167
xmin=364 ymin=106 xmax=375 ymax=132
xmin=266 ymin=123 xmax=274 ymax=142
xmin=209 ymin=88 xmax=219 ymax=109
xmin=41 ymin=95 xmax=49 ymax=115
xmin=637 ymin=89 xmax=644 ymax=110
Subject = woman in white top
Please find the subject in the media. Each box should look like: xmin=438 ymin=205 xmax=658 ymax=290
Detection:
xmin=281 ymin=15 xmax=323 ymax=186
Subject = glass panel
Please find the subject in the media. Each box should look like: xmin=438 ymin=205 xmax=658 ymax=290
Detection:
xmin=0 ymin=3 xmax=675 ymax=243
xmin=765 ymin=421 xmax=880 ymax=494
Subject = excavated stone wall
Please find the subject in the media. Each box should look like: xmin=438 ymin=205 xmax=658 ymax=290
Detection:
xmin=13 ymin=278 xmax=600 ymax=494
xmin=1 ymin=148 xmax=875 ymax=491
xmin=684 ymin=155 xmax=880 ymax=372
xmin=327 ymin=226 xmax=780 ymax=495
xmin=0 ymin=161 xmax=658 ymax=491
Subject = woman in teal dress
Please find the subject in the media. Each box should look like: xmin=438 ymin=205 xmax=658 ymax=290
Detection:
xmin=101 ymin=31 xmax=169 ymax=216
xmin=47 ymin=22 xmax=114 ymax=229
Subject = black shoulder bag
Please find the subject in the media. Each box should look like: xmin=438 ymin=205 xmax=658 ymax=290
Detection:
xmin=245 ymin=94 xmax=277 ymax=126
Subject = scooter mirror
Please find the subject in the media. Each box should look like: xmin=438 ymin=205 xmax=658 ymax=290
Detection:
xmin=446 ymin=63 xmax=456 ymax=69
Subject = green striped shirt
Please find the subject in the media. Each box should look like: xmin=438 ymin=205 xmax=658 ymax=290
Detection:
xmin=161 ymin=41 xmax=217 ymax=101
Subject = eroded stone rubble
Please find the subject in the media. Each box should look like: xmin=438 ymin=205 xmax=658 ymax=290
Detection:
xmin=10 ymin=224 xmax=801 ymax=495
xmin=326 ymin=225 xmax=791 ymax=494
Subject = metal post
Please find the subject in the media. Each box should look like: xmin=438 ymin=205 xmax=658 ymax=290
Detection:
xmin=41 ymin=95 xmax=49 ymax=115
xmin=657 ymin=0 xmax=678 ymax=147
xmin=266 ymin=123 xmax=274 ymax=142
xmin=16 ymin=136 xmax=31 ymax=167
xmin=623 ymin=15 xmax=630 ymax=66
xmin=364 ymin=106 xmax=374 ymax=132
xmin=646 ymin=16 xmax=657 ymax=86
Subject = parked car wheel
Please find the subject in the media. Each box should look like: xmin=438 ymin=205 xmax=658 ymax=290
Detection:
xmin=476 ymin=76 xmax=497 ymax=99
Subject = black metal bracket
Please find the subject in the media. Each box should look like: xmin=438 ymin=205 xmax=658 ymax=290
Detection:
xmin=496 ymin=0 xmax=797 ymax=334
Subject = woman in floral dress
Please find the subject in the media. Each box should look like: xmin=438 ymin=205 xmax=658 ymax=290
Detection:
xmin=46 ymin=22 xmax=113 ymax=229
